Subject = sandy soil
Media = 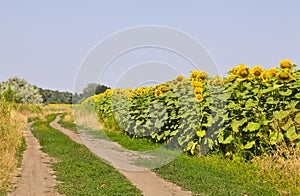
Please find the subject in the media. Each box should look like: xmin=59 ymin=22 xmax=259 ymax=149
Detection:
xmin=8 ymin=123 xmax=61 ymax=196
xmin=51 ymin=115 xmax=192 ymax=196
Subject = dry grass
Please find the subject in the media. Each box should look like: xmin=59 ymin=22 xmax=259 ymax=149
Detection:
xmin=252 ymin=142 xmax=300 ymax=195
xmin=0 ymin=103 xmax=73 ymax=193
xmin=0 ymin=103 xmax=26 ymax=193
xmin=63 ymin=112 xmax=74 ymax=123
xmin=18 ymin=104 xmax=72 ymax=120
xmin=74 ymin=108 xmax=102 ymax=130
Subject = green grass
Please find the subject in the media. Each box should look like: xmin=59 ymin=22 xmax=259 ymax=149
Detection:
xmin=27 ymin=116 xmax=40 ymax=123
xmin=154 ymin=153 xmax=278 ymax=195
xmin=31 ymin=114 xmax=141 ymax=196
xmin=58 ymin=113 xmax=78 ymax=132
xmin=58 ymin=112 xmax=280 ymax=195
xmin=100 ymin=128 xmax=162 ymax=151
xmin=57 ymin=113 xmax=162 ymax=151
xmin=15 ymin=136 xmax=26 ymax=168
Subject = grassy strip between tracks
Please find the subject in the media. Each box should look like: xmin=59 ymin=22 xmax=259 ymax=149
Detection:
xmin=31 ymin=114 xmax=141 ymax=196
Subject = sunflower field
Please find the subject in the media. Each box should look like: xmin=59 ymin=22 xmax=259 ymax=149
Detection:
xmin=89 ymin=60 xmax=300 ymax=160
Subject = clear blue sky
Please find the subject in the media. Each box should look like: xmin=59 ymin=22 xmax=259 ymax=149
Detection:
xmin=1 ymin=1 xmax=299 ymax=92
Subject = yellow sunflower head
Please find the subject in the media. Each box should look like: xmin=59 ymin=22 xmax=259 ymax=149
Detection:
xmin=191 ymin=81 xmax=202 ymax=88
xmin=176 ymin=75 xmax=184 ymax=82
xmin=237 ymin=64 xmax=250 ymax=78
xmin=276 ymin=71 xmax=292 ymax=81
xmin=196 ymin=94 xmax=203 ymax=102
xmin=190 ymin=70 xmax=200 ymax=79
xmin=105 ymin=89 xmax=112 ymax=96
xmin=160 ymin=85 xmax=169 ymax=93
xmin=263 ymin=68 xmax=277 ymax=79
xmin=194 ymin=87 xmax=202 ymax=95
xmin=155 ymin=90 xmax=162 ymax=96
xmin=251 ymin=65 xmax=264 ymax=77
xmin=197 ymin=71 xmax=209 ymax=80
xmin=279 ymin=59 xmax=294 ymax=69
xmin=137 ymin=88 xmax=143 ymax=94
xmin=210 ymin=76 xmax=224 ymax=86
xmin=229 ymin=66 xmax=239 ymax=76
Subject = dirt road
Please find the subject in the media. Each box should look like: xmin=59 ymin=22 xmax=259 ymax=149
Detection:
xmin=51 ymin=115 xmax=192 ymax=196
xmin=9 ymin=123 xmax=60 ymax=196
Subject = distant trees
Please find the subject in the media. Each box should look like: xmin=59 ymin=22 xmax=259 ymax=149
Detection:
xmin=0 ymin=77 xmax=110 ymax=104
xmin=38 ymin=88 xmax=73 ymax=104
xmin=39 ymin=83 xmax=109 ymax=104
xmin=82 ymin=83 xmax=109 ymax=98
xmin=0 ymin=77 xmax=43 ymax=104
xmin=74 ymin=83 xmax=110 ymax=104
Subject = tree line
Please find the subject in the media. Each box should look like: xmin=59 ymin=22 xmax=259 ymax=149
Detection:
xmin=0 ymin=77 xmax=110 ymax=104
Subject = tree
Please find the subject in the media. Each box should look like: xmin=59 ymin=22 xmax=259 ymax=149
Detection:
xmin=82 ymin=83 xmax=110 ymax=99
xmin=82 ymin=83 xmax=98 ymax=98
xmin=1 ymin=86 xmax=17 ymax=102
xmin=95 ymin=84 xmax=109 ymax=95
xmin=0 ymin=77 xmax=43 ymax=104
xmin=39 ymin=88 xmax=73 ymax=104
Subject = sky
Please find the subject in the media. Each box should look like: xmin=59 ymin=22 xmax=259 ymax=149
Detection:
xmin=1 ymin=1 xmax=300 ymax=92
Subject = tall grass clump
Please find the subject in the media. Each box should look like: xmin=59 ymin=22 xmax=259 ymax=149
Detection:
xmin=253 ymin=141 xmax=300 ymax=195
xmin=0 ymin=99 xmax=26 ymax=194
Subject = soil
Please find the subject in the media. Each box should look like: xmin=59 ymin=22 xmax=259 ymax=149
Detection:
xmin=8 ymin=123 xmax=61 ymax=196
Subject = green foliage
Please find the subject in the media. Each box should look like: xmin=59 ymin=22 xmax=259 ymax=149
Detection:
xmin=96 ymin=79 xmax=200 ymax=152
xmin=1 ymin=86 xmax=17 ymax=103
xmin=58 ymin=113 xmax=77 ymax=132
xmin=0 ymin=77 xmax=43 ymax=104
xmin=93 ymin=64 xmax=300 ymax=160
xmin=39 ymin=88 xmax=72 ymax=104
xmin=82 ymin=83 xmax=110 ymax=99
xmin=217 ymin=68 xmax=300 ymax=160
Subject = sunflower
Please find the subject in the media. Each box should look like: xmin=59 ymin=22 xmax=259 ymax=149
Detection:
xmin=263 ymin=68 xmax=277 ymax=80
xmin=194 ymin=87 xmax=202 ymax=95
xmin=176 ymin=75 xmax=184 ymax=82
xmin=279 ymin=59 xmax=294 ymax=69
xmin=196 ymin=94 xmax=203 ymax=101
xmin=137 ymin=88 xmax=143 ymax=94
xmin=229 ymin=67 xmax=239 ymax=76
xmin=172 ymin=80 xmax=178 ymax=86
xmin=197 ymin=71 xmax=209 ymax=80
xmin=159 ymin=85 xmax=169 ymax=93
xmin=191 ymin=81 xmax=202 ymax=88
xmin=210 ymin=76 xmax=224 ymax=86
xmin=251 ymin=65 xmax=264 ymax=77
xmin=237 ymin=64 xmax=250 ymax=78
xmin=155 ymin=90 xmax=162 ymax=96
xmin=105 ymin=89 xmax=112 ymax=96
xmin=190 ymin=70 xmax=200 ymax=79
xmin=276 ymin=71 xmax=292 ymax=81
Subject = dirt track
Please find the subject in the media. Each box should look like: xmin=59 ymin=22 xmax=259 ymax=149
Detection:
xmin=51 ymin=116 xmax=192 ymax=196
xmin=10 ymin=116 xmax=192 ymax=196
xmin=8 ymin=123 xmax=60 ymax=196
